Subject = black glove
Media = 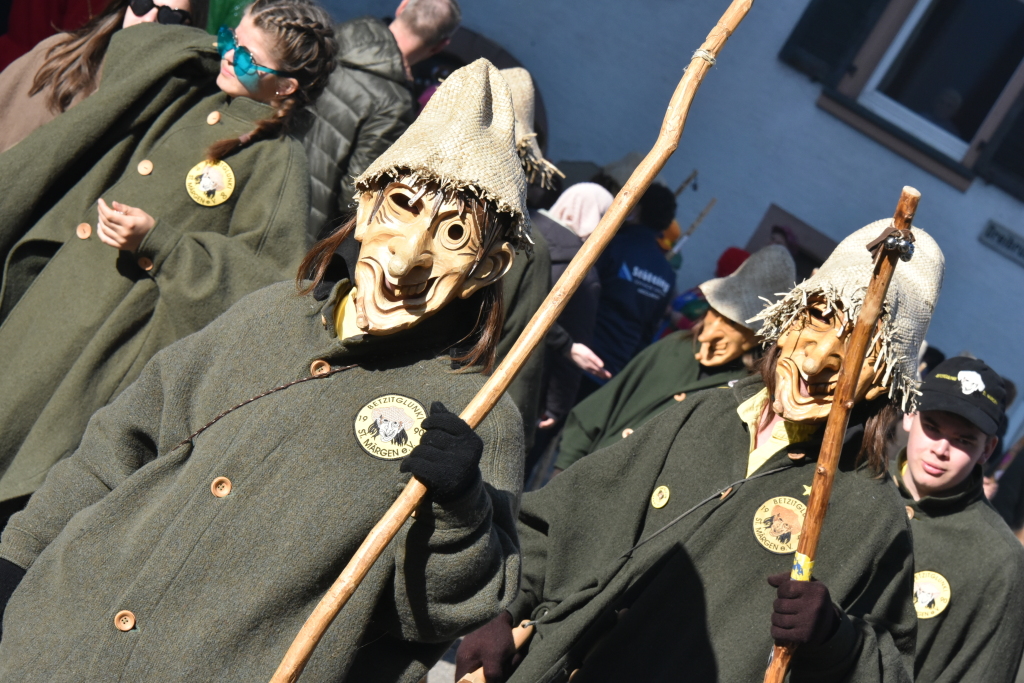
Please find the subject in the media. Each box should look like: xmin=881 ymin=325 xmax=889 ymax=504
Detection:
xmin=767 ymin=573 xmax=840 ymax=647
xmin=455 ymin=610 xmax=517 ymax=682
xmin=0 ymin=557 xmax=26 ymax=640
xmin=400 ymin=402 xmax=482 ymax=503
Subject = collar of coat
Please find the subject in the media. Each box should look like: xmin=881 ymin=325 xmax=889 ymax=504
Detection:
xmin=895 ymin=450 xmax=985 ymax=518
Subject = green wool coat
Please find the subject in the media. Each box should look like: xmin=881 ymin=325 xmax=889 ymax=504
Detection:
xmin=0 ymin=280 xmax=523 ymax=682
xmin=0 ymin=25 xmax=311 ymax=502
xmin=894 ymin=458 xmax=1024 ymax=683
xmin=555 ymin=330 xmax=749 ymax=470
xmin=508 ymin=375 xmax=916 ymax=683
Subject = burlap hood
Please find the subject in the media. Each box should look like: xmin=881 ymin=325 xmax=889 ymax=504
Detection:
xmin=701 ymin=245 xmax=796 ymax=333
xmin=355 ymin=58 xmax=531 ymax=250
xmin=752 ymin=220 xmax=945 ymax=410
xmin=500 ymin=67 xmax=562 ymax=191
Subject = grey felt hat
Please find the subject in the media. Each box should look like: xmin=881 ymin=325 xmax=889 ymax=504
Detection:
xmin=700 ymin=245 xmax=796 ymax=333
xmin=355 ymin=59 xmax=531 ymax=250
xmin=752 ymin=220 xmax=945 ymax=410
xmin=500 ymin=67 xmax=563 ymax=191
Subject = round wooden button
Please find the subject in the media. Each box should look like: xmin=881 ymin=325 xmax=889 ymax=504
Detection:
xmin=207 ymin=111 xmax=221 ymax=125
xmin=719 ymin=486 xmax=733 ymax=500
xmin=673 ymin=392 xmax=687 ymax=402
xmin=621 ymin=428 xmax=634 ymax=439
xmin=137 ymin=160 xmax=154 ymax=176
xmin=211 ymin=476 xmax=232 ymax=497
xmin=76 ymin=222 xmax=92 ymax=239
xmin=114 ymin=610 xmax=136 ymax=631
xmin=137 ymin=257 xmax=154 ymax=271
xmin=569 ymin=670 xmax=580 ymax=682
xmin=651 ymin=485 xmax=670 ymax=509
xmin=905 ymin=505 xmax=915 ymax=520
xmin=309 ymin=359 xmax=331 ymax=376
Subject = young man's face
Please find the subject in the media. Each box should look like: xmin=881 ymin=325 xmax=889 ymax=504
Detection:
xmin=902 ymin=410 xmax=998 ymax=498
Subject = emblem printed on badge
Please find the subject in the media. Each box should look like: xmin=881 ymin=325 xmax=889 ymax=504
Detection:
xmin=913 ymin=571 xmax=951 ymax=619
xmin=354 ymin=395 xmax=427 ymax=460
xmin=753 ymin=496 xmax=807 ymax=554
xmin=185 ymin=160 xmax=236 ymax=206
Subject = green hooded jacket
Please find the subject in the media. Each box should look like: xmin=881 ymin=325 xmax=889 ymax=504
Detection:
xmin=0 ymin=279 xmax=523 ymax=682
xmin=555 ymin=330 xmax=749 ymax=470
xmin=508 ymin=375 xmax=916 ymax=683
xmin=0 ymin=25 xmax=311 ymax=503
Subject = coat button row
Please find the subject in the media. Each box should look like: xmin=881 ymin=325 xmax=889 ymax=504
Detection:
xmin=76 ymin=222 xmax=92 ymax=239
xmin=207 ymin=111 xmax=221 ymax=125
xmin=211 ymin=476 xmax=232 ymax=497
xmin=137 ymin=160 xmax=154 ymax=176
xmin=114 ymin=610 xmax=136 ymax=631
xmin=137 ymin=257 xmax=154 ymax=271
xmin=310 ymin=360 xmax=332 ymax=376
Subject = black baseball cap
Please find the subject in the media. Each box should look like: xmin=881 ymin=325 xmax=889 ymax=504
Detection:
xmin=918 ymin=357 xmax=1006 ymax=436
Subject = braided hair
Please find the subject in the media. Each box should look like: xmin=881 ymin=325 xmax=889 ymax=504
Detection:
xmin=207 ymin=0 xmax=337 ymax=161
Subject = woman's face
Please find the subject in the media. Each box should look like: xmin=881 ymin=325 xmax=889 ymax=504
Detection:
xmin=216 ymin=13 xmax=298 ymax=104
xmin=122 ymin=0 xmax=192 ymax=29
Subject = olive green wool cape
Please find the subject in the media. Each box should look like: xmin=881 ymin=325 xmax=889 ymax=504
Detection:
xmin=0 ymin=280 xmax=523 ymax=682
xmin=508 ymin=375 xmax=917 ymax=683
xmin=0 ymin=25 xmax=311 ymax=503
xmin=555 ymin=330 xmax=749 ymax=470
xmin=894 ymin=457 xmax=1024 ymax=683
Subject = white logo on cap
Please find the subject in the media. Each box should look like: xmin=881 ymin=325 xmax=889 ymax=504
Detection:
xmin=957 ymin=370 xmax=985 ymax=395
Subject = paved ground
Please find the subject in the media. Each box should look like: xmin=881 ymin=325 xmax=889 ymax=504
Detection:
xmin=427 ymin=640 xmax=459 ymax=682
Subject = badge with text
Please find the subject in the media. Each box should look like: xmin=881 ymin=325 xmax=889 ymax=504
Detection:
xmin=185 ymin=160 xmax=235 ymax=206
xmin=913 ymin=571 xmax=951 ymax=619
xmin=354 ymin=395 xmax=426 ymax=460
xmin=753 ymin=497 xmax=807 ymax=554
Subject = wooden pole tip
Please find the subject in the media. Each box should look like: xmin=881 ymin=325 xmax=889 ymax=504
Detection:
xmin=901 ymin=186 xmax=921 ymax=198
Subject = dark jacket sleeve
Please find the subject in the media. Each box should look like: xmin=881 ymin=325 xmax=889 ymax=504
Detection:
xmin=133 ymin=137 xmax=310 ymax=340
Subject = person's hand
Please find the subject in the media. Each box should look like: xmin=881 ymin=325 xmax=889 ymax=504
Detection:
xmin=455 ymin=610 xmax=517 ymax=682
xmin=571 ymin=343 xmax=611 ymax=380
xmin=96 ymin=198 xmax=156 ymax=253
xmin=984 ymin=475 xmax=999 ymax=500
xmin=400 ymin=402 xmax=482 ymax=503
xmin=767 ymin=573 xmax=840 ymax=647
xmin=537 ymin=411 xmax=557 ymax=430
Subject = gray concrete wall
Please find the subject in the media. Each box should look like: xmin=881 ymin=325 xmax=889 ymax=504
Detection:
xmin=323 ymin=0 xmax=1024 ymax=437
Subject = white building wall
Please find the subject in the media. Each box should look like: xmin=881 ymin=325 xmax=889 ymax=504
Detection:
xmin=323 ymin=0 xmax=1024 ymax=436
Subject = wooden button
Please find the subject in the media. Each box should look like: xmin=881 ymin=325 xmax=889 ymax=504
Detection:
xmin=719 ymin=486 xmax=733 ymax=500
xmin=651 ymin=485 xmax=670 ymax=509
xmin=137 ymin=256 xmax=154 ymax=271
xmin=76 ymin=222 xmax=92 ymax=239
xmin=137 ymin=160 xmax=154 ymax=175
xmin=114 ymin=610 xmax=136 ymax=631
xmin=673 ymin=392 xmax=687 ymax=402
xmin=569 ymin=669 xmax=581 ymax=681
xmin=207 ymin=111 xmax=221 ymax=125
xmin=788 ymin=451 xmax=805 ymax=461
xmin=309 ymin=359 xmax=331 ymax=376
xmin=211 ymin=476 xmax=232 ymax=497
xmin=905 ymin=506 xmax=914 ymax=520
xmin=621 ymin=428 xmax=634 ymax=439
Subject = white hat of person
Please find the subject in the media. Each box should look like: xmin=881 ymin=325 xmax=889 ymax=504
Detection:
xmin=700 ymin=245 xmax=796 ymax=333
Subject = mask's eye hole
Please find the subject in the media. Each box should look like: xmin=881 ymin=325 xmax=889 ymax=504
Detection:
xmin=439 ymin=221 xmax=470 ymax=250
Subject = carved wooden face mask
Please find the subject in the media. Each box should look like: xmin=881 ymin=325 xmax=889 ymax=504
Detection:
xmin=352 ymin=181 xmax=515 ymax=335
xmin=694 ymin=307 xmax=756 ymax=367
xmin=772 ymin=298 xmax=887 ymax=423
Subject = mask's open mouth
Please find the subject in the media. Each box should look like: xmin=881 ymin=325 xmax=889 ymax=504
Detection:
xmin=381 ymin=276 xmax=436 ymax=302
xmin=778 ymin=357 xmax=835 ymax=406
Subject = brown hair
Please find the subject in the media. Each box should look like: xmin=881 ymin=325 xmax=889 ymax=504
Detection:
xmin=297 ymin=181 xmax=514 ymax=372
xmin=757 ymin=341 xmax=896 ymax=476
xmin=30 ymin=0 xmax=210 ymax=115
xmin=207 ymin=0 xmax=337 ymax=161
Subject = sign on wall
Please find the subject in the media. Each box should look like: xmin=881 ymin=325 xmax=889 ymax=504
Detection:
xmin=979 ymin=220 xmax=1024 ymax=269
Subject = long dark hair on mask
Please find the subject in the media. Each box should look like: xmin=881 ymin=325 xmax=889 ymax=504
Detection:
xmin=30 ymin=0 xmax=210 ymax=114
xmin=757 ymin=341 xmax=898 ymax=477
xmin=297 ymin=187 xmax=512 ymax=373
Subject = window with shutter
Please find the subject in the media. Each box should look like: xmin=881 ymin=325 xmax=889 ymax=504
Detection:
xmin=779 ymin=0 xmax=891 ymax=86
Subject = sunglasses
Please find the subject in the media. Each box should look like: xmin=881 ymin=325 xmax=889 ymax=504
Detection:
xmin=218 ymin=26 xmax=288 ymax=93
xmin=128 ymin=0 xmax=193 ymax=25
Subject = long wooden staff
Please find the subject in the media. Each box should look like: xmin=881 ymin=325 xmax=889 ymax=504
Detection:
xmin=269 ymin=2 xmax=753 ymax=680
xmin=763 ymin=186 xmax=920 ymax=683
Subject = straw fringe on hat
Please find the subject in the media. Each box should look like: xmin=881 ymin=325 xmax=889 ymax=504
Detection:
xmin=752 ymin=220 xmax=945 ymax=411
xmin=700 ymin=245 xmax=796 ymax=333
xmin=500 ymin=67 xmax=563 ymax=192
xmin=355 ymin=59 xmax=531 ymax=251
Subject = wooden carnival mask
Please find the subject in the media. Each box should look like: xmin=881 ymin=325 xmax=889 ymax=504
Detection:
xmin=694 ymin=307 xmax=756 ymax=367
xmin=352 ymin=181 xmax=515 ymax=335
xmin=771 ymin=298 xmax=887 ymax=423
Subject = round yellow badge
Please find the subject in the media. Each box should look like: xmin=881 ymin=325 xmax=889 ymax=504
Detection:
xmin=185 ymin=160 xmax=235 ymax=207
xmin=354 ymin=395 xmax=427 ymax=460
xmin=913 ymin=571 xmax=951 ymax=619
xmin=651 ymin=485 xmax=670 ymax=509
xmin=753 ymin=496 xmax=807 ymax=554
